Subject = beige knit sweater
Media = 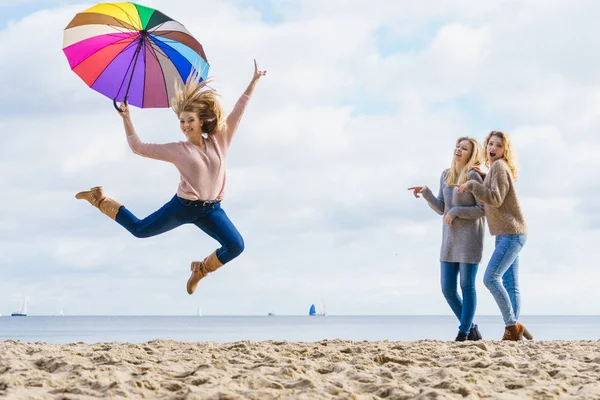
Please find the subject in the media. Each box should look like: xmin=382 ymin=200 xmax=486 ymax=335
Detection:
xmin=467 ymin=160 xmax=527 ymax=236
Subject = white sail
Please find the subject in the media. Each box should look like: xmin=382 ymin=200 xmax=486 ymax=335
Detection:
xmin=12 ymin=298 xmax=28 ymax=316
xmin=318 ymin=298 xmax=327 ymax=316
xmin=19 ymin=299 xmax=28 ymax=315
xmin=59 ymin=308 xmax=64 ymax=317
xmin=197 ymin=306 xmax=202 ymax=317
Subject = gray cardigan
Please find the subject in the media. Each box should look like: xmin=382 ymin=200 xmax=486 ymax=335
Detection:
xmin=422 ymin=169 xmax=485 ymax=264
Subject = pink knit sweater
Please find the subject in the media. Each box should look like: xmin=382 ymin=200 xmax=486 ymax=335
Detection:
xmin=126 ymin=94 xmax=250 ymax=201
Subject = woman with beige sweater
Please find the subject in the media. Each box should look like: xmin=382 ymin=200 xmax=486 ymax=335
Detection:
xmin=455 ymin=130 xmax=532 ymax=341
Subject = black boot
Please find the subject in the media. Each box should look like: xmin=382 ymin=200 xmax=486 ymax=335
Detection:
xmin=455 ymin=331 xmax=468 ymax=341
xmin=467 ymin=324 xmax=483 ymax=341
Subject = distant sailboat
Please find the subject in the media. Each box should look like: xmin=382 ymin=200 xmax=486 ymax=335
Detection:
xmin=11 ymin=298 xmax=28 ymax=317
xmin=197 ymin=306 xmax=202 ymax=317
xmin=309 ymin=299 xmax=327 ymax=317
xmin=59 ymin=308 xmax=64 ymax=317
xmin=319 ymin=298 xmax=327 ymax=316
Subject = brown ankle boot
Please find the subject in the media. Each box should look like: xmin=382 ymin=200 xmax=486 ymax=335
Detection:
xmin=75 ymin=186 xmax=122 ymax=220
xmin=97 ymin=197 xmax=122 ymax=220
xmin=187 ymin=251 xmax=224 ymax=295
xmin=76 ymin=186 xmax=104 ymax=207
xmin=503 ymin=323 xmax=533 ymax=341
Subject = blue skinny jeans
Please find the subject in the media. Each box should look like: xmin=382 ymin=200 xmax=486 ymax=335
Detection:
xmin=441 ymin=262 xmax=479 ymax=334
xmin=114 ymin=195 xmax=244 ymax=264
xmin=483 ymin=234 xmax=526 ymax=326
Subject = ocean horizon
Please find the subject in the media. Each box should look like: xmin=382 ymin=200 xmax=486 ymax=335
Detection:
xmin=1 ymin=315 xmax=598 ymax=344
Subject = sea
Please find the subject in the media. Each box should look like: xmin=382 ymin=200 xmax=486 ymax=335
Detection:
xmin=0 ymin=315 xmax=598 ymax=344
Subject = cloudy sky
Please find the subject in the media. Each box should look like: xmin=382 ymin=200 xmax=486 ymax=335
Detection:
xmin=0 ymin=0 xmax=598 ymax=316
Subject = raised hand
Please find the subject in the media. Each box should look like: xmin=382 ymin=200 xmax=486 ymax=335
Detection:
xmin=117 ymin=101 xmax=130 ymax=119
xmin=408 ymin=186 xmax=427 ymax=198
xmin=244 ymin=59 xmax=267 ymax=97
xmin=253 ymin=59 xmax=267 ymax=81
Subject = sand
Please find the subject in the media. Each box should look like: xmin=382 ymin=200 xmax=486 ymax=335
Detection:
xmin=1 ymin=339 xmax=599 ymax=399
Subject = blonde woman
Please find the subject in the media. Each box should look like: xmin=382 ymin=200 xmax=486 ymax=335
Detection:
xmin=409 ymin=137 xmax=485 ymax=341
xmin=455 ymin=130 xmax=532 ymax=341
xmin=75 ymin=60 xmax=267 ymax=295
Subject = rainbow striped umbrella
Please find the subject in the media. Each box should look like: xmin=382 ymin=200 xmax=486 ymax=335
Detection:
xmin=62 ymin=2 xmax=209 ymax=109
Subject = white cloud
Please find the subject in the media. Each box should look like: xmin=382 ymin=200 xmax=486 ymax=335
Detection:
xmin=0 ymin=0 xmax=599 ymax=317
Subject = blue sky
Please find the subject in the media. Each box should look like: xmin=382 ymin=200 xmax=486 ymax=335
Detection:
xmin=0 ymin=0 xmax=76 ymax=26
xmin=0 ymin=4 xmax=40 ymax=26
xmin=0 ymin=0 xmax=599 ymax=317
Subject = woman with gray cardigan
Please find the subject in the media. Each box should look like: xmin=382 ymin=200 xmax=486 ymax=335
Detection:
xmin=409 ymin=136 xmax=485 ymax=341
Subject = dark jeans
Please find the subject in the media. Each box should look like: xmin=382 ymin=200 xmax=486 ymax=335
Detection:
xmin=115 ymin=195 xmax=244 ymax=264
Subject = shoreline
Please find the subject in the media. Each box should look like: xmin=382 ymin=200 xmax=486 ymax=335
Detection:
xmin=1 ymin=339 xmax=599 ymax=399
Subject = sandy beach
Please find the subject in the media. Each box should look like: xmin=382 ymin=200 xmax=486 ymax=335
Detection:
xmin=1 ymin=339 xmax=599 ymax=399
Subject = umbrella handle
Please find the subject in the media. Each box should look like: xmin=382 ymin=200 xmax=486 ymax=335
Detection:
xmin=113 ymin=96 xmax=128 ymax=113
xmin=113 ymin=98 xmax=122 ymax=112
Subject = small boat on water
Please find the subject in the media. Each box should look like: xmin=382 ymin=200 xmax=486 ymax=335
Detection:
xmin=309 ymin=298 xmax=327 ymax=316
xmin=11 ymin=299 xmax=28 ymax=317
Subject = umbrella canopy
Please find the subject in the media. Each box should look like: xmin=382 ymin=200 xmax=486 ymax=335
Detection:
xmin=63 ymin=2 xmax=209 ymax=108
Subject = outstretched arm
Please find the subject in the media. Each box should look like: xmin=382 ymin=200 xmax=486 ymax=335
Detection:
xmin=409 ymin=171 xmax=447 ymax=216
xmin=467 ymin=166 xmax=509 ymax=207
xmin=117 ymin=101 xmax=135 ymax=139
xmin=218 ymin=59 xmax=267 ymax=149
xmin=454 ymin=162 xmax=510 ymax=207
xmin=243 ymin=59 xmax=267 ymax=97
xmin=421 ymin=172 xmax=446 ymax=216
xmin=447 ymin=172 xmax=486 ymax=219
xmin=117 ymin=102 xmax=182 ymax=163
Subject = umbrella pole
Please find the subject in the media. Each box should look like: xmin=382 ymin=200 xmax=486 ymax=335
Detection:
xmin=114 ymin=33 xmax=146 ymax=112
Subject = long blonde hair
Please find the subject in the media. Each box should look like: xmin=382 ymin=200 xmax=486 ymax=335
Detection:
xmin=445 ymin=136 xmax=483 ymax=186
xmin=170 ymin=69 xmax=226 ymax=135
xmin=483 ymin=130 xmax=519 ymax=181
